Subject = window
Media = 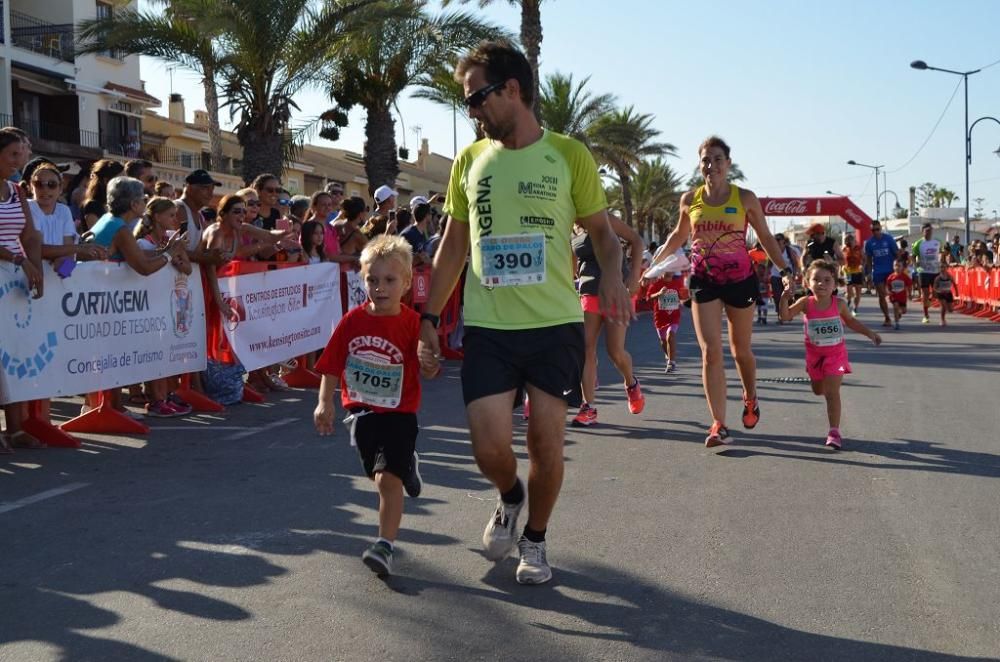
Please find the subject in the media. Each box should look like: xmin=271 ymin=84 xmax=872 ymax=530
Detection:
xmin=96 ymin=2 xmax=125 ymax=60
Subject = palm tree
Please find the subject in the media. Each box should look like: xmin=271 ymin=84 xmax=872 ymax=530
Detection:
xmin=607 ymin=158 xmax=683 ymax=242
xmin=79 ymin=0 xmax=377 ymax=182
xmin=442 ymin=0 xmax=544 ymax=118
xmin=410 ymin=62 xmax=483 ymax=146
xmin=325 ymin=3 xmax=507 ymax=194
xmin=588 ymin=106 xmax=676 ymax=227
xmin=539 ymin=72 xmax=615 ymax=141
xmin=76 ymin=0 xmax=227 ymax=170
xmin=933 ymin=187 xmax=959 ymax=208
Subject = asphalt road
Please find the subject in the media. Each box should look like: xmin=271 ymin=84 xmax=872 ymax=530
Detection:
xmin=1 ymin=302 xmax=999 ymax=661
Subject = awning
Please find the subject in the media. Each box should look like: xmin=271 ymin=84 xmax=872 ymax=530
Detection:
xmin=104 ymin=82 xmax=161 ymax=107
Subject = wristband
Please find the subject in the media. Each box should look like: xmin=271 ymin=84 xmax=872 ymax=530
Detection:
xmin=420 ymin=312 xmax=440 ymax=328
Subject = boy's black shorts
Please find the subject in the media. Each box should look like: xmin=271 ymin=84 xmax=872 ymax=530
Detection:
xmin=461 ymin=323 xmax=584 ymax=406
xmin=347 ymin=410 xmax=418 ymax=480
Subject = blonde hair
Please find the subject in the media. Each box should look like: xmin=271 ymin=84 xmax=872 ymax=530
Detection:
xmin=134 ymin=196 xmax=176 ymax=239
xmin=360 ymin=234 xmax=413 ymax=274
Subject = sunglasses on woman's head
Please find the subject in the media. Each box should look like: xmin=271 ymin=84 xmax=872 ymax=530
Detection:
xmin=464 ymin=80 xmax=506 ymax=109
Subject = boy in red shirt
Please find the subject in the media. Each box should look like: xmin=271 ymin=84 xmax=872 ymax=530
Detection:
xmin=314 ymin=235 xmax=437 ymax=576
xmin=884 ymin=259 xmax=912 ymax=330
xmin=642 ymin=271 xmax=686 ymax=373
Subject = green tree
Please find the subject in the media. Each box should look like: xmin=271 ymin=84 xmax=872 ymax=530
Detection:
xmin=608 ymin=158 xmax=683 ymax=242
xmin=411 ymin=62 xmax=482 ymax=147
xmin=973 ymin=197 xmax=986 ymax=220
xmin=587 ymin=106 xmax=676 ymax=227
xmin=325 ymin=3 xmax=507 ymax=194
xmin=538 ymin=72 xmax=615 ymax=141
xmin=79 ymin=0 xmax=377 ymax=182
xmin=76 ymin=0 xmax=227 ymax=170
xmin=916 ymin=182 xmax=937 ymax=208
xmin=443 ymin=0 xmax=544 ymax=118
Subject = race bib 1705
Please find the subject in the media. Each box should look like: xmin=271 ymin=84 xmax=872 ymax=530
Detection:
xmin=480 ymin=234 xmax=546 ymax=287
xmin=807 ymin=318 xmax=844 ymax=347
xmin=344 ymin=354 xmax=403 ymax=408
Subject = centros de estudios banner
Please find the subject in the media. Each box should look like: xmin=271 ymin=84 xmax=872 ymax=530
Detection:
xmin=0 ymin=261 xmax=207 ymax=404
xmin=218 ymin=263 xmax=342 ymax=372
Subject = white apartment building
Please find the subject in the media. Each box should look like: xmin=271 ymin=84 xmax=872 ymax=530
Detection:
xmin=0 ymin=0 xmax=160 ymax=163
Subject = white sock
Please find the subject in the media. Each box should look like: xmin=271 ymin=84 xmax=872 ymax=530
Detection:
xmin=376 ymin=537 xmax=394 ymax=550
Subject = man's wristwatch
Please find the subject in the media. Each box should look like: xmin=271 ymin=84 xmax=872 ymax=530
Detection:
xmin=420 ymin=312 xmax=441 ymax=328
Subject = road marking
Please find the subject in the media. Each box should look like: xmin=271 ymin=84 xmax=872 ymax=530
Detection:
xmin=0 ymin=482 xmax=90 ymax=515
xmin=224 ymin=417 xmax=298 ymax=441
xmin=146 ymin=425 xmax=261 ymax=431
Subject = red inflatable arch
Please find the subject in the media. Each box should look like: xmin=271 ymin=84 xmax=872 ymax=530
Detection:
xmin=758 ymin=196 xmax=873 ymax=243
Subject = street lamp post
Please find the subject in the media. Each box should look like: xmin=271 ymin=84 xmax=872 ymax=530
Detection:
xmin=846 ymin=160 xmax=883 ymax=220
xmin=878 ymin=190 xmax=900 ymax=222
xmin=910 ymin=60 xmax=981 ymax=246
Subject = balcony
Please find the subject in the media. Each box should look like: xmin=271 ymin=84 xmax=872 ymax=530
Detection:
xmin=0 ymin=113 xmax=101 ymax=158
xmin=101 ymin=138 xmax=238 ymax=176
xmin=10 ymin=10 xmax=74 ymax=63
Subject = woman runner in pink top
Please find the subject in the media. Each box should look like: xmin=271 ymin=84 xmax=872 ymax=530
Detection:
xmin=779 ymin=259 xmax=881 ymax=450
xmin=649 ymin=136 xmax=790 ymax=447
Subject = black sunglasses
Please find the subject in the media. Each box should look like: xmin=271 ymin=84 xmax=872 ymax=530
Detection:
xmin=464 ymin=80 xmax=506 ymax=109
xmin=31 ymin=179 xmax=60 ymax=190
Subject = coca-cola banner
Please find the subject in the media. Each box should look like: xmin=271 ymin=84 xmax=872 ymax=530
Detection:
xmin=759 ymin=197 xmax=874 ymax=242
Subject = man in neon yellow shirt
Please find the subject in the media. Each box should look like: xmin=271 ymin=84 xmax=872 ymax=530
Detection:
xmin=418 ymin=41 xmax=632 ymax=585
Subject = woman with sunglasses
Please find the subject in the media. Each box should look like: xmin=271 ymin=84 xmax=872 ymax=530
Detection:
xmin=251 ymin=173 xmax=282 ymax=230
xmin=29 ymin=163 xmax=107 ymax=265
xmin=198 ymin=194 xmax=248 ymax=404
xmin=649 ymin=136 xmax=790 ymax=447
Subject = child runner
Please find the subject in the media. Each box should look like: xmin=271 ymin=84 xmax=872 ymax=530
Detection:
xmin=642 ymin=269 xmax=686 ymax=373
xmin=313 ymin=235 xmax=437 ymax=577
xmin=754 ymin=261 xmax=770 ymax=325
xmin=885 ymin=259 xmax=912 ymax=330
xmin=932 ymin=265 xmax=955 ymax=326
xmin=779 ymin=259 xmax=882 ymax=450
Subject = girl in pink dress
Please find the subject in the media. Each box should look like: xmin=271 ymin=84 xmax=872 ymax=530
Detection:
xmin=778 ymin=259 xmax=882 ymax=450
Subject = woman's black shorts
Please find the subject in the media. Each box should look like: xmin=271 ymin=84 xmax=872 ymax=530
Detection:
xmin=689 ymin=274 xmax=759 ymax=308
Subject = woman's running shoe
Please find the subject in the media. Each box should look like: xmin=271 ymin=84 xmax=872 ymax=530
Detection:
xmin=572 ymin=404 xmax=598 ymax=427
xmin=705 ymin=422 xmax=732 ymax=448
xmin=741 ymin=394 xmax=760 ymax=429
xmin=626 ymin=379 xmax=645 ymax=414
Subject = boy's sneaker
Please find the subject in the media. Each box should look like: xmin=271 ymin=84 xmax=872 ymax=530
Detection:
xmin=516 ymin=537 xmax=552 ymax=585
xmin=741 ymin=394 xmax=760 ymax=429
xmin=922 ymin=316 xmax=930 ymax=324
xmin=665 ymin=361 xmax=676 ymax=374
xmin=361 ymin=541 xmax=393 ymax=576
xmin=571 ymin=404 xmax=598 ymax=427
xmin=626 ymin=379 xmax=645 ymax=414
xmin=825 ymin=429 xmax=843 ymax=450
xmin=705 ymin=422 xmax=732 ymax=448
xmin=403 ymin=452 xmax=422 ymax=498
xmin=483 ymin=487 xmax=524 ymax=560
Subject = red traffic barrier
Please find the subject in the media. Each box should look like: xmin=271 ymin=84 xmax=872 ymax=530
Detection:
xmin=21 ymin=399 xmax=80 ymax=448
xmin=62 ymin=391 xmax=149 ymax=435
xmin=281 ymin=355 xmax=321 ymax=389
xmin=242 ymin=383 xmax=266 ymax=403
xmin=174 ymin=373 xmax=224 ymax=413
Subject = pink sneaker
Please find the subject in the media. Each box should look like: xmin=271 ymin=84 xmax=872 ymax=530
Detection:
xmin=626 ymin=379 xmax=645 ymax=414
xmin=825 ymin=429 xmax=842 ymax=450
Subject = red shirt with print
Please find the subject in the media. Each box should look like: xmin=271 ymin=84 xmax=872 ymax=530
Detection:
xmin=885 ymin=273 xmax=912 ymax=303
xmin=314 ymin=304 xmax=422 ymax=413
xmin=644 ymin=275 xmax=686 ymax=327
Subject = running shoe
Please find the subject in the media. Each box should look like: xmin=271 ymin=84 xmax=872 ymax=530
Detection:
xmin=705 ymin=422 xmax=732 ymax=448
xmin=167 ymin=392 xmax=192 ymax=411
xmin=516 ymin=537 xmax=552 ymax=585
xmin=571 ymin=404 xmax=598 ymax=427
xmin=882 ymin=319 xmax=892 ymax=328
xmin=825 ymin=429 xmax=842 ymax=450
xmin=626 ymin=379 xmax=645 ymax=414
xmin=741 ymin=393 xmax=760 ymax=429
xmin=665 ymin=361 xmax=676 ymax=374
xmin=922 ymin=316 xmax=930 ymax=324
xmin=483 ymin=486 xmax=524 ymax=560
xmin=403 ymin=452 xmax=422 ymax=498
xmin=362 ymin=541 xmax=393 ymax=576
xmin=894 ymin=321 xmax=900 ymax=330
xmin=145 ymin=400 xmax=182 ymax=418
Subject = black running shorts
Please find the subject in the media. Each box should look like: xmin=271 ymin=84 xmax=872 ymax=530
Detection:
xmin=689 ymin=274 xmax=759 ymax=308
xmin=919 ymin=272 xmax=938 ymax=289
xmin=461 ymin=323 xmax=584 ymax=406
xmin=347 ymin=410 xmax=418 ymax=480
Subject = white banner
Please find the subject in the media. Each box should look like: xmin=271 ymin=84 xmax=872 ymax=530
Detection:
xmin=219 ymin=263 xmax=342 ymax=372
xmin=0 ymin=261 xmax=207 ymax=404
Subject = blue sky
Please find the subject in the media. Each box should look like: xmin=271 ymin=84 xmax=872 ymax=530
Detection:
xmin=141 ymin=0 xmax=1000 ymax=222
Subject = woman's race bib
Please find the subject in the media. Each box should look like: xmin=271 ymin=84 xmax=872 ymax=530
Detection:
xmin=657 ymin=289 xmax=680 ymax=311
xmin=344 ymin=354 xmax=403 ymax=408
xmin=807 ymin=318 xmax=844 ymax=347
xmin=480 ymin=234 xmax=546 ymax=287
